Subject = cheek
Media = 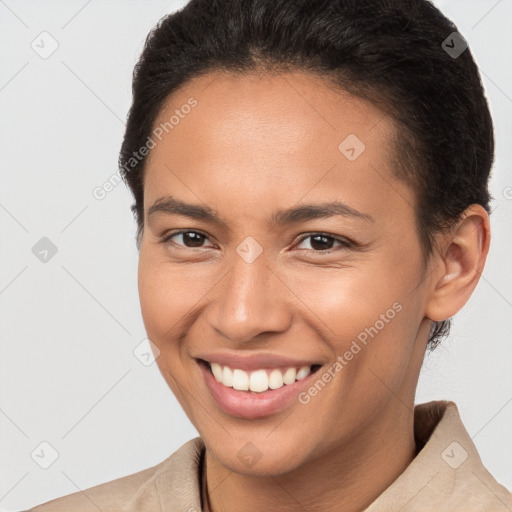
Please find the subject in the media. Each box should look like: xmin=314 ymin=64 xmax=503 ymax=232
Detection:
xmin=286 ymin=266 xmax=403 ymax=332
xmin=137 ymin=250 xmax=202 ymax=409
xmin=285 ymin=254 xmax=422 ymax=368
xmin=137 ymin=247 xmax=217 ymax=346
xmin=138 ymin=262 xmax=170 ymax=337
xmin=137 ymin=248 xmax=183 ymax=344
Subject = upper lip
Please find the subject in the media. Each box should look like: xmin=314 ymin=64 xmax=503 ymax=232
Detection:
xmin=195 ymin=351 xmax=324 ymax=372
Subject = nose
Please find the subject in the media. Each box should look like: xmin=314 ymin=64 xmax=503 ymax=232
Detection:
xmin=207 ymin=249 xmax=293 ymax=344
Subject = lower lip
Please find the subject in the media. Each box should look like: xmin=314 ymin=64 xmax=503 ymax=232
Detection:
xmin=198 ymin=360 xmax=319 ymax=419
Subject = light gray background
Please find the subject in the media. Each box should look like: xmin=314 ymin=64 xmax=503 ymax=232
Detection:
xmin=0 ymin=1 xmax=511 ymax=510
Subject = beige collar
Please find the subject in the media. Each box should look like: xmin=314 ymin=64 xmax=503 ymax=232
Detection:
xmin=155 ymin=401 xmax=512 ymax=511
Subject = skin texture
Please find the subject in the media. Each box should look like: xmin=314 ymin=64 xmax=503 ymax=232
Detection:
xmin=138 ymin=70 xmax=490 ymax=512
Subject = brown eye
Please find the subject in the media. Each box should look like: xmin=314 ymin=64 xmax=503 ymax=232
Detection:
xmin=163 ymin=230 xmax=213 ymax=248
xmin=295 ymin=233 xmax=351 ymax=252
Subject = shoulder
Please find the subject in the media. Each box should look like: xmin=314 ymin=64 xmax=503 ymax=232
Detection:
xmin=23 ymin=437 xmax=205 ymax=512
xmin=365 ymin=401 xmax=512 ymax=511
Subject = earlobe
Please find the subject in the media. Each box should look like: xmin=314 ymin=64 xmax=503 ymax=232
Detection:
xmin=425 ymin=205 xmax=490 ymax=322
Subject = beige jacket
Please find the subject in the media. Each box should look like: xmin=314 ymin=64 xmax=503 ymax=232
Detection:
xmin=25 ymin=401 xmax=512 ymax=511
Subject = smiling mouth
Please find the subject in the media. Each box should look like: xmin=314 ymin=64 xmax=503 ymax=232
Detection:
xmin=198 ymin=359 xmax=322 ymax=393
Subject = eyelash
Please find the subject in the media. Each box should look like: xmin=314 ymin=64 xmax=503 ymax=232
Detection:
xmin=160 ymin=230 xmax=353 ymax=253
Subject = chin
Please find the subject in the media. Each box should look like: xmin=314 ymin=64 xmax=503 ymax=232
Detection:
xmin=204 ymin=430 xmax=314 ymax=477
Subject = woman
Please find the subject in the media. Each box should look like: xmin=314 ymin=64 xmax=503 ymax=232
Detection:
xmin=27 ymin=0 xmax=512 ymax=510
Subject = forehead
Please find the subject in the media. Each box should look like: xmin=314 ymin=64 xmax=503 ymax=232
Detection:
xmin=143 ymin=70 xmax=411 ymax=224
xmin=149 ymin=69 xmax=394 ymax=155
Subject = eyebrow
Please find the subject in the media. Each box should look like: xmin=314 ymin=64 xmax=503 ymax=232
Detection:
xmin=147 ymin=195 xmax=374 ymax=228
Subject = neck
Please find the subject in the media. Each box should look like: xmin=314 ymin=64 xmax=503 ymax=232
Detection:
xmin=204 ymin=405 xmax=417 ymax=512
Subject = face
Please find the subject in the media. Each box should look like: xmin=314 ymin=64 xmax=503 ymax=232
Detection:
xmin=138 ymin=70 xmax=433 ymax=476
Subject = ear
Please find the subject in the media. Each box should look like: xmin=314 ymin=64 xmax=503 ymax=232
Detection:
xmin=425 ymin=204 xmax=491 ymax=322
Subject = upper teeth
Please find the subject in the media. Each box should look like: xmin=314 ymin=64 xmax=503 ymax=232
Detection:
xmin=209 ymin=363 xmax=312 ymax=393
